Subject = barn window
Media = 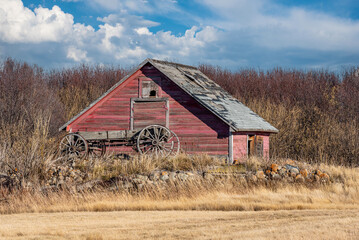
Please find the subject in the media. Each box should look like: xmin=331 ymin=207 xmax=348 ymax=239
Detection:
xmin=142 ymin=81 xmax=158 ymax=98
xmin=150 ymin=90 xmax=157 ymax=97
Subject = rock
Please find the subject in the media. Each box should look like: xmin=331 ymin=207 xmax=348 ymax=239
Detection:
xmin=160 ymin=174 xmax=169 ymax=181
xmin=169 ymin=172 xmax=176 ymax=181
xmin=279 ymin=168 xmax=287 ymax=176
xmin=289 ymin=168 xmax=299 ymax=175
xmin=76 ymin=180 xmax=102 ymax=191
xmin=295 ymin=174 xmax=305 ymax=183
xmin=271 ymin=164 xmax=279 ymax=172
xmin=135 ymin=174 xmax=148 ymax=181
xmin=122 ymin=181 xmax=134 ymax=189
xmin=285 ymin=164 xmax=298 ymax=170
xmin=290 ymin=172 xmax=297 ymax=178
xmin=246 ymin=174 xmax=257 ymax=182
xmin=136 ymin=183 xmax=144 ymax=190
xmin=320 ymin=173 xmax=330 ymax=183
xmin=316 ymin=170 xmax=322 ymax=176
xmin=132 ymin=178 xmax=145 ymax=185
xmin=177 ymin=173 xmax=188 ymax=181
xmin=272 ymin=173 xmax=281 ymax=180
xmin=256 ymin=170 xmax=265 ymax=179
xmin=149 ymin=172 xmax=160 ymax=181
xmin=300 ymin=169 xmax=308 ymax=178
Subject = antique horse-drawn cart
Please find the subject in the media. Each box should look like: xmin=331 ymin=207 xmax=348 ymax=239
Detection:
xmin=59 ymin=125 xmax=180 ymax=158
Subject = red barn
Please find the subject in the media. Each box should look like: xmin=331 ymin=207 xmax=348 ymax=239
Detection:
xmin=59 ymin=59 xmax=278 ymax=162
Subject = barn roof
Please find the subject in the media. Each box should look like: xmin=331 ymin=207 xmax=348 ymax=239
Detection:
xmin=59 ymin=59 xmax=278 ymax=133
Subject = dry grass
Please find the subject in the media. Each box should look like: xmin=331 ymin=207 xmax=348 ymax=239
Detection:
xmin=90 ymin=153 xmax=220 ymax=179
xmin=0 ymin=209 xmax=358 ymax=239
xmin=1 ymin=159 xmax=359 ymax=214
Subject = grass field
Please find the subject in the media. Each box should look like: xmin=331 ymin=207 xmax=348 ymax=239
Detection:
xmin=0 ymin=209 xmax=358 ymax=240
xmin=1 ymin=157 xmax=358 ymax=239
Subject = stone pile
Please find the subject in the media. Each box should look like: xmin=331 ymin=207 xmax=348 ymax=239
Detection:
xmin=1 ymin=161 xmax=331 ymax=192
xmin=45 ymin=165 xmax=88 ymax=187
xmin=250 ymin=163 xmax=330 ymax=183
xmin=104 ymin=170 xmax=202 ymax=191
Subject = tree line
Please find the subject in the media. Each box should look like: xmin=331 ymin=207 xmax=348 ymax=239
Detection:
xmin=0 ymin=58 xmax=358 ymax=166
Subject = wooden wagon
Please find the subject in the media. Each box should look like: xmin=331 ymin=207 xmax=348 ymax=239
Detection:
xmin=59 ymin=125 xmax=180 ymax=158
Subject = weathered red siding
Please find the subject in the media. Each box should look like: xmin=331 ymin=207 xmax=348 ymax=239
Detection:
xmin=262 ymin=134 xmax=270 ymax=159
xmin=133 ymin=101 xmax=167 ymax=129
xmin=233 ymin=133 xmax=247 ymax=162
xmin=233 ymin=132 xmax=270 ymax=161
xmin=68 ymin=64 xmax=229 ymax=156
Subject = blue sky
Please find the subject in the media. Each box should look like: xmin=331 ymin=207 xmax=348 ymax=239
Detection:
xmin=1 ymin=0 xmax=359 ymax=70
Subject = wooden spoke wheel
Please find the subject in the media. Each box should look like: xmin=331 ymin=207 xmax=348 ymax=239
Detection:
xmin=137 ymin=125 xmax=180 ymax=157
xmin=59 ymin=133 xmax=88 ymax=159
xmin=88 ymin=142 xmax=106 ymax=158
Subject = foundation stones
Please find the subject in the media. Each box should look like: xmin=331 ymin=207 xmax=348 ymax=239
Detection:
xmin=36 ymin=161 xmax=332 ymax=193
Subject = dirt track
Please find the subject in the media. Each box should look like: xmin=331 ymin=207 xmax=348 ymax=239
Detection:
xmin=0 ymin=209 xmax=358 ymax=239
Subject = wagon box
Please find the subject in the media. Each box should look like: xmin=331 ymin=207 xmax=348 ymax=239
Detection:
xmin=58 ymin=59 xmax=278 ymax=162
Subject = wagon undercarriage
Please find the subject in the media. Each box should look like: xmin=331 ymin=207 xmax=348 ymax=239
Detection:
xmin=59 ymin=125 xmax=180 ymax=159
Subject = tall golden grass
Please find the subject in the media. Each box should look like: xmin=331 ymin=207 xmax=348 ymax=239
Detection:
xmin=1 ymin=156 xmax=358 ymax=214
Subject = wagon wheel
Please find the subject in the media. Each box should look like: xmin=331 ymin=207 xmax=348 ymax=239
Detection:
xmin=59 ymin=133 xmax=88 ymax=159
xmin=88 ymin=142 xmax=106 ymax=158
xmin=137 ymin=125 xmax=180 ymax=158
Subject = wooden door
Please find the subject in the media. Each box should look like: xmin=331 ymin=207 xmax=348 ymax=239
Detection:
xmin=132 ymin=99 xmax=168 ymax=130
xmin=255 ymin=136 xmax=263 ymax=157
xmin=248 ymin=135 xmax=263 ymax=157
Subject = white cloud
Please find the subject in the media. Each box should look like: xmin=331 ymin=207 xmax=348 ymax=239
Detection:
xmin=0 ymin=0 xmax=216 ymax=65
xmin=1 ymin=0 xmax=358 ymax=70
xmin=0 ymin=0 xmax=74 ymax=43
xmin=197 ymin=0 xmax=359 ymax=52
xmin=87 ymin=0 xmax=180 ymax=13
xmin=97 ymin=13 xmax=159 ymax=28
xmin=97 ymin=23 xmax=124 ymax=52
xmin=67 ymin=46 xmax=89 ymax=62
xmin=135 ymin=27 xmax=152 ymax=35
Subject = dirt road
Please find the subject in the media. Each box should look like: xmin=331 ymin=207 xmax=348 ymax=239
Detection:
xmin=0 ymin=209 xmax=358 ymax=239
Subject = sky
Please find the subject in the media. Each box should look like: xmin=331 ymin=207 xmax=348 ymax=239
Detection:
xmin=0 ymin=0 xmax=358 ymax=70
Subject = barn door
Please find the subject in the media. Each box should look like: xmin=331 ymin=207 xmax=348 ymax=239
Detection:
xmin=248 ymin=135 xmax=263 ymax=157
xmin=131 ymin=98 xmax=169 ymax=130
xmin=255 ymin=136 xmax=263 ymax=157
